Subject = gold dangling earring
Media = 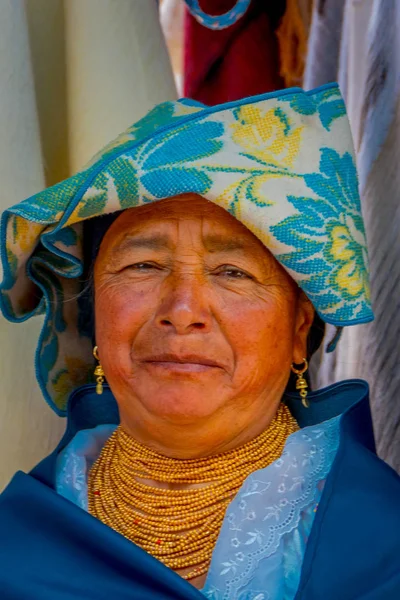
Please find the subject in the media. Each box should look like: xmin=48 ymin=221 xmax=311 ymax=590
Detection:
xmin=93 ymin=346 xmax=105 ymax=395
xmin=291 ymin=358 xmax=309 ymax=408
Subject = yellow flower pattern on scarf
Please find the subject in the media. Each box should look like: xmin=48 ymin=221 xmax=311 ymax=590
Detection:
xmin=231 ymin=106 xmax=303 ymax=168
xmin=328 ymin=223 xmax=370 ymax=300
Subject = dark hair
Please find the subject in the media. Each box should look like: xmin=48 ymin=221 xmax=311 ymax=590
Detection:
xmin=78 ymin=213 xmax=121 ymax=340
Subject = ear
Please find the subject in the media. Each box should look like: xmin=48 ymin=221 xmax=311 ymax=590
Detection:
xmin=292 ymin=291 xmax=315 ymax=364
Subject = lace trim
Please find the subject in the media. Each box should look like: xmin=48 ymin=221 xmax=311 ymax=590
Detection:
xmin=56 ymin=424 xmax=116 ymax=511
xmin=202 ymin=416 xmax=341 ymax=599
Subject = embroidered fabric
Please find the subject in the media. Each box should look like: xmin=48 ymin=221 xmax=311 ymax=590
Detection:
xmin=56 ymin=416 xmax=341 ymax=599
xmin=56 ymin=424 xmax=116 ymax=511
xmin=202 ymin=416 xmax=341 ymax=599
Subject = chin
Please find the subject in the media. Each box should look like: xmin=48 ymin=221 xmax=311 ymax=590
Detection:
xmin=123 ymin=365 xmax=229 ymax=423
xmin=136 ymin=382 xmax=224 ymax=423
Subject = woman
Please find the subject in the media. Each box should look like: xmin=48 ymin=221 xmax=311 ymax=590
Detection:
xmin=0 ymin=84 xmax=399 ymax=599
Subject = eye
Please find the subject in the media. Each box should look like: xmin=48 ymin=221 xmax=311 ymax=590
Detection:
xmin=126 ymin=262 xmax=160 ymax=271
xmin=215 ymin=265 xmax=253 ymax=279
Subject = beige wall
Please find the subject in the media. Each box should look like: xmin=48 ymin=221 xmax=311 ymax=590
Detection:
xmin=0 ymin=0 xmax=176 ymax=489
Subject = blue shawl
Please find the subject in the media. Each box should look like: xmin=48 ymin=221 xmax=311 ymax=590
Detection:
xmin=0 ymin=380 xmax=399 ymax=599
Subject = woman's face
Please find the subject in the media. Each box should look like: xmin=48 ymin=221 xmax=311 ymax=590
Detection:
xmin=94 ymin=195 xmax=314 ymax=456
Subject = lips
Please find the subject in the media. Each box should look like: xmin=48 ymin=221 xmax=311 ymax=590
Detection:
xmin=141 ymin=353 xmax=223 ymax=369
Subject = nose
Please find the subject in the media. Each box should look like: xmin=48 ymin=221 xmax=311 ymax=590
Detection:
xmin=155 ymin=274 xmax=212 ymax=334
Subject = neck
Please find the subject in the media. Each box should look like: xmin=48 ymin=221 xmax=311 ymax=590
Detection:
xmin=119 ymin=396 xmax=283 ymax=459
xmin=116 ymin=403 xmax=299 ymax=491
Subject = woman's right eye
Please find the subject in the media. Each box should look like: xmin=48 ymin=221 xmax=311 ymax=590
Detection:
xmin=128 ymin=262 xmax=158 ymax=270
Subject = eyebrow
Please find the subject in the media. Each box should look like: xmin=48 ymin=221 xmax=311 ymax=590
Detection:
xmin=110 ymin=233 xmax=250 ymax=257
xmin=203 ymin=234 xmax=249 ymax=253
xmin=111 ymin=234 xmax=172 ymax=255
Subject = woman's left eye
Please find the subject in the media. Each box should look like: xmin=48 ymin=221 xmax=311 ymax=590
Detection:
xmin=216 ymin=266 xmax=252 ymax=279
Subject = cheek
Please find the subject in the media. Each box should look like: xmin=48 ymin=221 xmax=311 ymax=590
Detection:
xmin=224 ymin=292 xmax=296 ymax=385
xmin=94 ymin=279 xmax=155 ymax=372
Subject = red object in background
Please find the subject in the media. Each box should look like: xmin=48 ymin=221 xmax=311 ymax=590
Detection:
xmin=184 ymin=0 xmax=285 ymax=105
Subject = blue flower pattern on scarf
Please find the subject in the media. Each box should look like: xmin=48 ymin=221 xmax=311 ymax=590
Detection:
xmin=272 ymin=148 xmax=369 ymax=323
xmin=279 ymin=87 xmax=347 ymax=131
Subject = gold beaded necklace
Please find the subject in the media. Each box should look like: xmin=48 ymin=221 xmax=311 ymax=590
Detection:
xmin=88 ymin=403 xmax=298 ymax=581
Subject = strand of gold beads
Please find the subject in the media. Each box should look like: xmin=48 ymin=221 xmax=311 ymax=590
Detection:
xmin=88 ymin=403 xmax=298 ymax=581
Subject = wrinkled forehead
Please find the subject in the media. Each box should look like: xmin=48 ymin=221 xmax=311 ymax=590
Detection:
xmin=97 ymin=194 xmax=273 ymax=258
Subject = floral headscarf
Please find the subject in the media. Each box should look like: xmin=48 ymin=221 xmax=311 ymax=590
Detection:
xmin=0 ymin=84 xmax=372 ymax=415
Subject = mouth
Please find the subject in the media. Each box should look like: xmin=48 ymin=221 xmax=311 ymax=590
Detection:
xmin=141 ymin=353 xmax=223 ymax=373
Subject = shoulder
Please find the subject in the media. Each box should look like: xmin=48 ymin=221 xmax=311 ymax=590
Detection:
xmin=336 ymin=404 xmax=400 ymax=517
xmin=297 ymin=426 xmax=400 ymax=599
xmin=326 ymin=404 xmax=400 ymax=543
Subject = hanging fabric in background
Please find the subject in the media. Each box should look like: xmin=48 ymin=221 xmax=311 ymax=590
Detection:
xmin=305 ymin=0 xmax=400 ymax=473
xmin=183 ymin=0 xmax=285 ymax=104
xmin=276 ymin=0 xmax=313 ymax=88
xmin=160 ymin=0 xmax=186 ymax=94
xmin=303 ymin=0 xmax=346 ymax=92
xmin=356 ymin=2 xmax=400 ymax=187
